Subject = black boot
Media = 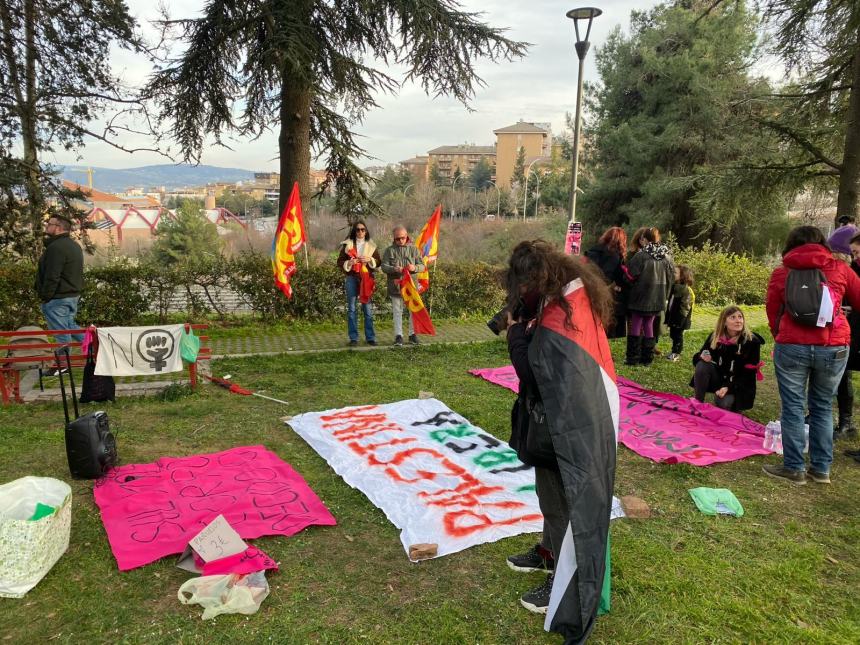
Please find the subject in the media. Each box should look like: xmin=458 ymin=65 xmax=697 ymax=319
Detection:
xmin=625 ymin=336 xmax=642 ymax=366
xmin=641 ymin=337 xmax=656 ymax=366
xmin=835 ymin=416 xmax=855 ymax=441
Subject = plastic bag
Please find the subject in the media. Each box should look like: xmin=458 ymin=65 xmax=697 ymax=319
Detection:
xmin=178 ymin=572 xmax=269 ymax=620
xmin=0 ymin=477 xmax=72 ymax=598
xmin=763 ymin=421 xmax=808 ymax=455
xmin=180 ymin=328 xmax=201 ymax=363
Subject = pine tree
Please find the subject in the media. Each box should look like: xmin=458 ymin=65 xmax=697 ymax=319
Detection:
xmin=147 ymin=2 xmax=527 ymax=218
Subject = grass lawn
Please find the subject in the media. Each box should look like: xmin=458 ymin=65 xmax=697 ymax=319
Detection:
xmin=1 ymin=326 xmax=859 ymax=644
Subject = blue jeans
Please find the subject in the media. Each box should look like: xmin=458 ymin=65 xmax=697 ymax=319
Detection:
xmin=773 ymin=343 xmax=848 ymax=474
xmin=41 ymin=296 xmax=84 ymax=344
xmin=345 ymin=276 xmax=375 ymax=342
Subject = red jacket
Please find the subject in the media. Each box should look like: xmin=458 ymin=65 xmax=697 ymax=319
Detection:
xmin=766 ymin=243 xmax=860 ymax=346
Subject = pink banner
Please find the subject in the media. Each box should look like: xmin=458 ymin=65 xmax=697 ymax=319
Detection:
xmin=94 ymin=445 xmax=336 ymax=570
xmin=469 ymin=366 xmax=770 ymax=466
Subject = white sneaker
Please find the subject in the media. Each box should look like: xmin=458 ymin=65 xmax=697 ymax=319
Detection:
xmin=666 ymin=353 xmax=680 ymax=362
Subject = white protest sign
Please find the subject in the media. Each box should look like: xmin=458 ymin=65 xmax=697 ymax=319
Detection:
xmin=188 ymin=515 xmax=247 ymax=563
xmin=95 ymin=325 xmax=184 ymax=376
xmin=287 ymin=398 xmax=543 ymax=560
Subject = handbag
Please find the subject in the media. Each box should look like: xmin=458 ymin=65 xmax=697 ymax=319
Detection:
xmin=79 ymin=346 xmax=115 ymax=403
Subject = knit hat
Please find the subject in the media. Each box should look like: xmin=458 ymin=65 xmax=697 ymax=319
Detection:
xmin=828 ymin=224 xmax=858 ymax=255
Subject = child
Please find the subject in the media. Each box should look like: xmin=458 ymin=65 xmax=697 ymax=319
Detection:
xmin=665 ymin=265 xmax=694 ymax=362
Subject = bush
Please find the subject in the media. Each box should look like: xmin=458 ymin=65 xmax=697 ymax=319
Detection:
xmin=0 ymin=258 xmax=41 ymax=329
xmin=80 ymin=261 xmax=149 ymax=325
xmin=0 ymin=242 xmax=773 ymax=331
xmin=671 ymin=241 xmax=773 ymax=306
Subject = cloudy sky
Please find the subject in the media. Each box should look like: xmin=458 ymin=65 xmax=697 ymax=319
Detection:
xmin=48 ymin=1 xmax=665 ymax=172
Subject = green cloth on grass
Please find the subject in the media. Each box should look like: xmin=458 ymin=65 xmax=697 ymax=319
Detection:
xmin=688 ymin=487 xmax=744 ymax=517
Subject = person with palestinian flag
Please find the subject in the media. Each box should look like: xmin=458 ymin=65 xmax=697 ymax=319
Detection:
xmin=337 ymin=220 xmax=381 ymax=346
xmin=499 ymin=240 xmax=618 ymax=644
xmin=381 ymin=225 xmax=427 ymax=345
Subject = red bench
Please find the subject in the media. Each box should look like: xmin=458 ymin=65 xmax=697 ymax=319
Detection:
xmin=0 ymin=324 xmax=211 ymax=404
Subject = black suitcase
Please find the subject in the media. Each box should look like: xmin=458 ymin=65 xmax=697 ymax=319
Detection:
xmin=54 ymin=346 xmax=117 ymax=479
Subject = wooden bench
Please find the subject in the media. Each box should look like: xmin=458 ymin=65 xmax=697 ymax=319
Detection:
xmin=0 ymin=324 xmax=211 ymax=404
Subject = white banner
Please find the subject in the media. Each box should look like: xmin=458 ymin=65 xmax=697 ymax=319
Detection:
xmin=287 ymin=399 xmax=544 ymax=560
xmin=95 ymin=325 xmax=184 ymax=377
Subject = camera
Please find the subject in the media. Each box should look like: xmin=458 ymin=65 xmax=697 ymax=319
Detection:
xmin=487 ymin=303 xmax=523 ymax=335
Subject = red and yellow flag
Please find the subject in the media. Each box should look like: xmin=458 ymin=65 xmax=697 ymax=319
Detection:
xmin=414 ymin=204 xmax=441 ymax=293
xmin=398 ymin=268 xmax=435 ymax=335
xmin=271 ymin=182 xmax=307 ymax=298
xmin=347 ymin=247 xmax=376 ymax=304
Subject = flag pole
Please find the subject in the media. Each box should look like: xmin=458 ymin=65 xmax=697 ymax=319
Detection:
xmin=303 ymin=244 xmax=309 ymax=269
xmin=427 ymin=261 xmax=437 ymax=316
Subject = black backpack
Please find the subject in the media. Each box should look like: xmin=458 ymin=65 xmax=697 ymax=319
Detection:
xmin=784 ymin=268 xmax=826 ymax=326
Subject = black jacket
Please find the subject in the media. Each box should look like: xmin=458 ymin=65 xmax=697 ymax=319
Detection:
xmin=627 ymin=243 xmax=674 ymax=313
xmin=665 ymin=283 xmax=693 ymax=329
xmin=35 ymin=234 xmax=84 ymax=302
xmin=585 ymin=243 xmax=628 ymax=338
xmin=848 ymin=262 xmax=860 ymax=371
xmin=691 ymin=332 xmax=765 ymax=411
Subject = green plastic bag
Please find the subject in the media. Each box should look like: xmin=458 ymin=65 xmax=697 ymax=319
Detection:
xmin=180 ymin=328 xmax=200 ymax=363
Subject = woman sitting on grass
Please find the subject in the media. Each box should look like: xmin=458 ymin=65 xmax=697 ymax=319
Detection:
xmin=690 ymin=305 xmax=764 ymax=412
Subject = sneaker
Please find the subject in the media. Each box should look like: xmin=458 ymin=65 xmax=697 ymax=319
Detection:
xmin=808 ymin=469 xmax=831 ymax=484
xmin=394 ymin=335 xmax=403 ymax=346
xmin=762 ymin=464 xmax=807 ymax=485
xmin=665 ymin=353 xmax=680 ymax=362
xmin=367 ymin=340 xmax=377 ymax=346
xmin=520 ymin=574 xmax=553 ymax=615
xmin=409 ymin=334 xmax=420 ymax=345
xmin=507 ymin=544 xmax=554 ymax=573
xmin=43 ymin=367 xmax=69 ymax=377
xmin=348 ymin=340 xmax=358 ymax=347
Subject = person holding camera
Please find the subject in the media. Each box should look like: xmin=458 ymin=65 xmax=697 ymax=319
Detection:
xmin=380 ymin=226 xmax=425 ymax=346
xmin=498 ymin=240 xmax=617 ymax=642
xmin=337 ymin=220 xmax=381 ymax=346
xmin=690 ymin=305 xmax=763 ymax=411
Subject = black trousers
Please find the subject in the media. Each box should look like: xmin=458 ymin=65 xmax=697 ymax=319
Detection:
xmin=693 ymin=361 xmax=735 ymax=410
xmin=669 ymin=326 xmax=684 ymax=354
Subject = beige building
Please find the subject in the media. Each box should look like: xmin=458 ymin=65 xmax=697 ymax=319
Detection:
xmin=493 ymin=122 xmax=552 ymax=189
xmin=400 ymin=156 xmax=429 ymax=182
xmin=427 ymin=145 xmax=495 ymax=182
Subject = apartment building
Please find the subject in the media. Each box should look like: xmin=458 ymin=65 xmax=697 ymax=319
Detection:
xmin=426 ymin=144 xmax=496 ymax=182
xmin=400 ymin=156 xmax=430 ymax=182
xmin=493 ymin=121 xmax=552 ymax=189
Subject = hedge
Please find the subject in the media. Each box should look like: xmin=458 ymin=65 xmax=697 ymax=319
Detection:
xmin=0 ymin=245 xmax=772 ymax=330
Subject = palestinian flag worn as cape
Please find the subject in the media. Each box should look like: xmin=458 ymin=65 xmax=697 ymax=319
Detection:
xmin=529 ymin=278 xmax=618 ymax=644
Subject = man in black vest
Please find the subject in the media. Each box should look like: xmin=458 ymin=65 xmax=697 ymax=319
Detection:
xmin=35 ymin=216 xmax=84 ymax=344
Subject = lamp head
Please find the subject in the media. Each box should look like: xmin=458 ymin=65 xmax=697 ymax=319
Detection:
xmin=566 ymin=7 xmax=602 ymax=53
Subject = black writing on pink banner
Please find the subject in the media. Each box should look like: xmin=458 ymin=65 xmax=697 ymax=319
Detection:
xmin=93 ymin=445 xmax=336 ymax=571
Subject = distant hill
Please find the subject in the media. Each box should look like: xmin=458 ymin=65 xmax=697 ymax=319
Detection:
xmin=60 ymin=164 xmax=258 ymax=193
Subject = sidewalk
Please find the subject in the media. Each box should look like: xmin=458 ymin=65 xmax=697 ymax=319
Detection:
xmin=209 ymin=320 xmax=497 ymax=357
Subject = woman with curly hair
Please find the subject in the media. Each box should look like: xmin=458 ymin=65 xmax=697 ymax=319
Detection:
xmin=497 ymin=240 xmax=617 ymax=642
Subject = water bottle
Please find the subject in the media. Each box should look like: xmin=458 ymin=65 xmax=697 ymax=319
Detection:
xmin=773 ymin=421 xmax=783 ymax=455
xmin=763 ymin=422 xmax=776 ymax=451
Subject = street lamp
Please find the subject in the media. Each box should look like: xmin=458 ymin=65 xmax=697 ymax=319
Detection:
xmin=528 ymin=169 xmax=541 ymax=219
xmin=566 ymin=7 xmax=601 ymax=233
xmin=523 ymin=158 xmax=541 ymax=221
xmin=487 ymin=180 xmax=501 ymax=219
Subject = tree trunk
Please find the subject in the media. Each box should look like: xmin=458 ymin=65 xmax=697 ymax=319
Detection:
xmin=837 ymin=24 xmax=860 ymax=220
xmin=278 ymin=78 xmax=311 ymax=216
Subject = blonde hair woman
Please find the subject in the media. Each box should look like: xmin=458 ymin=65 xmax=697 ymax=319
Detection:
xmin=690 ymin=305 xmax=764 ymax=411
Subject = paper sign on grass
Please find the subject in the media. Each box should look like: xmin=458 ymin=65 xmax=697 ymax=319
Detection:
xmin=286 ymin=399 xmax=542 ymax=560
xmin=469 ymin=366 xmax=770 ymax=466
xmin=189 ymin=514 xmax=247 ymax=562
